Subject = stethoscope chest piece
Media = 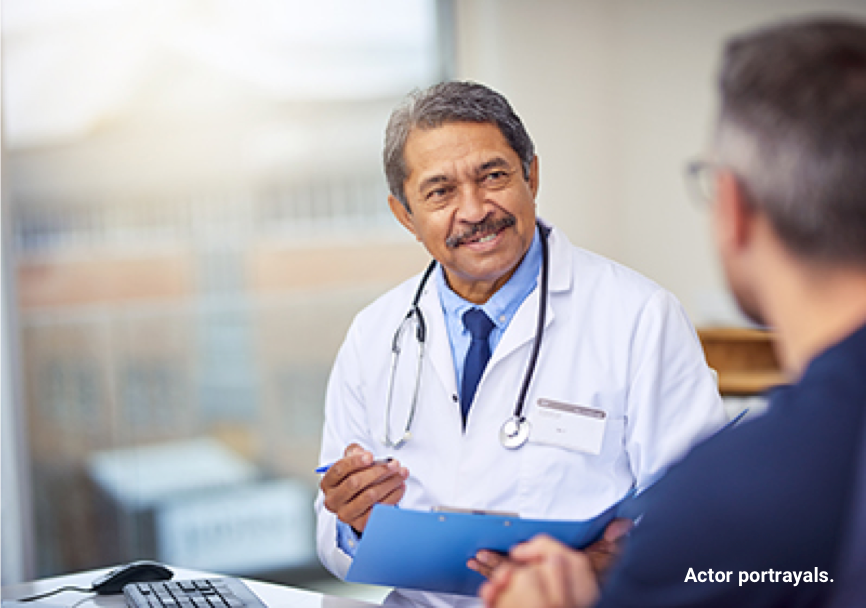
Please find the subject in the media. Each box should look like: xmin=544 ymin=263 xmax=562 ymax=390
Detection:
xmin=500 ymin=417 xmax=531 ymax=449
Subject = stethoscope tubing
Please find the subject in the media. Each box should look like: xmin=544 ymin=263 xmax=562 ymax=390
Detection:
xmin=384 ymin=221 xmax=549 ymax=447
xmin=512 ymin=222 xmax=549 ymax=424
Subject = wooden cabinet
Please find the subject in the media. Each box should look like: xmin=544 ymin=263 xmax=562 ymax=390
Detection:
xmin=697 ymin=327 xmax=787 ymax=396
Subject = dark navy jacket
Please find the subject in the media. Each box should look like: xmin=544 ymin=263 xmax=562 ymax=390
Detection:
xmin=598 ymin=323 xmax=866 ymax=607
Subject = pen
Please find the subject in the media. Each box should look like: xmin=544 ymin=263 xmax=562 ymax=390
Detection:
xmin=725 ymin=408 xmax=750 ymax=429
xmin=315 ymin=457 xmax=393 ymax=474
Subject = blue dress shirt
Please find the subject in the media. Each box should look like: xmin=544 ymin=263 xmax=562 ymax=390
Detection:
xmin=436 ymin=226 xmax=542 ymax=393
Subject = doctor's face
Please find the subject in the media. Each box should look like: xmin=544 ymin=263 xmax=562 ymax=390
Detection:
xmin=388 ymin=121 xmax=539 ymax=304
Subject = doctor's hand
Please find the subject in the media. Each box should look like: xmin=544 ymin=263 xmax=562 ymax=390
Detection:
xmin=468 ymin=550 xmax=510 ymax=579
xmin=320 ymin=443 xmax=409 ymax=535
xmin=582 ymin=518 xmax=633 ymax=582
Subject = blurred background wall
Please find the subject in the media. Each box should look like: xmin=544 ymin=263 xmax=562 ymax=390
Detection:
xmin=453 ymin=0 xmax=866 ymax=325
xmin=3 ymin=0 xmax=866 ymax=599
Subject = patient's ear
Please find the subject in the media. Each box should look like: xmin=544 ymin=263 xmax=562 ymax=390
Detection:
xmin=714 ymin=170 xmax=754 ymax=252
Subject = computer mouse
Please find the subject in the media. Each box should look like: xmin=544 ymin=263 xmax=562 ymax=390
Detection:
xmin=91 ymin=560 xmax=174 ymax=595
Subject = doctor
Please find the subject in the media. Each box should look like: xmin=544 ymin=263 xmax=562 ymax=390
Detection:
xmin=315 ymin=81 xmax=725 ymax=607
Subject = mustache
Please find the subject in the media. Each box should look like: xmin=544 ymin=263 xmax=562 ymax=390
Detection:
xmin=445 ymin=215 xmax=516 ymax=249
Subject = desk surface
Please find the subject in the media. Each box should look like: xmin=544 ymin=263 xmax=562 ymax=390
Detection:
xmin=2 ymin=566 xmax=379 ymax=608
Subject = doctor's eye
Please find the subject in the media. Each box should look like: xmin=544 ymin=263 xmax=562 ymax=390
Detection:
xmin=482 ymin=170 xmax=511 ymax=188
xmin=424 ymin=185 xmax=453 ymax=204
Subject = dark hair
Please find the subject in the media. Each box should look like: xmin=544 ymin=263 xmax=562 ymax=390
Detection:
xmin=383 ymin=81 xmax=535 ymax=210
xmin=715 ymin=18 xmax=866 ymax=266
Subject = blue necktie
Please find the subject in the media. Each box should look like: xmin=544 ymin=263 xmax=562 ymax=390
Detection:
xmin=461 ymin=308 xmax=495 ymax=427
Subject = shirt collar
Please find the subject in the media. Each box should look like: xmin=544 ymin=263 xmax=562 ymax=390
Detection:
xmin=436 ymin=226 xmax=542 ymax=331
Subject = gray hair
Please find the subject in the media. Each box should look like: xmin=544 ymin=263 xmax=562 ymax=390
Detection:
xmin=714 ymin=18 xmax=866 ymax=266
xmin=383 ymin=81 xmax=536 ymax=210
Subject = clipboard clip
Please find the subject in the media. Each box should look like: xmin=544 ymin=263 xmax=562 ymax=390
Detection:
xmin=431 ymin=506 xmax=520 ymax=518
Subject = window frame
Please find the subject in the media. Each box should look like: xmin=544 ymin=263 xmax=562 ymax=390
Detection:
xmin=0 ymin=58 xmax=35 ymax=585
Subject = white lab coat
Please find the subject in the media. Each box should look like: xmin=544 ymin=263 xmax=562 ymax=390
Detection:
xmin=315 ymin=226 xmax=725 ymax=607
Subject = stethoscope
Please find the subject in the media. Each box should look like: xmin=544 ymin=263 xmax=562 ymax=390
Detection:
xmin=383 ymin=222 xmax=549 ymax=450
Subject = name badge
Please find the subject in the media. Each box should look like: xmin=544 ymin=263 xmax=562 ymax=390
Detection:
xmin=528 ymin=398 xmax=607 ymax=455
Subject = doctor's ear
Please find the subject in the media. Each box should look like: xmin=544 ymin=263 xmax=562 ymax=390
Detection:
xmin=389 ymin=194 xmax=419 ymax=240
xmin=527 ymin=156 xmax=539 ymax=198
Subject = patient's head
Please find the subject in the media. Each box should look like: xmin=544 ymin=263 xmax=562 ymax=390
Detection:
xmin=714 ymin=18 xmax=866 ymax=268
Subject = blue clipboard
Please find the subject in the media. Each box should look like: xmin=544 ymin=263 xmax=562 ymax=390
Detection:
xmin=346 ymin=494 xmax=630 ymax=597
xmin=347 ymin=409 xmax=752 ymax=596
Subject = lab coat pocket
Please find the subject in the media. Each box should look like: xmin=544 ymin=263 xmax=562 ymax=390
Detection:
xmin=517 ymin=414 xmax=628 ymax=519
xmin=527 ymin=399 xmax=607 ymax=455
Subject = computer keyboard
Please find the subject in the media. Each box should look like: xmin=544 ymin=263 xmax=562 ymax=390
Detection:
xmin=123 ymin=578 xmax=268 ymax=608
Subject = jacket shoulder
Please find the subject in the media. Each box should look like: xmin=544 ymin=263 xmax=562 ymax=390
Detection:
xmin=568 ymin=244 xmax=668 ymax=302
xmin=351 ymin=271 xmax=428 ymax=330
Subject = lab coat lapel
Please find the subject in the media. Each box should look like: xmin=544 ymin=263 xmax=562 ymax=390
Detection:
xmin=489 ymin=227 xmax=573 ymax=367
xmin=418 ymin=277 xmax=458 ymax=398
xmin=490 ymin=287 xmax=547 ymax=366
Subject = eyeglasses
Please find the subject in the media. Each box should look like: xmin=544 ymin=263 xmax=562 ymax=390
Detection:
xmin=684 ymin=159 xmax=721 ymax=206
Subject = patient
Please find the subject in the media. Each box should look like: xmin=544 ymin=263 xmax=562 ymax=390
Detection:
xmin=481 ymin=16 xmax=866 ymax=608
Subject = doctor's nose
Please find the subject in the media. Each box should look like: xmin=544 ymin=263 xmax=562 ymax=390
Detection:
xmin=456 ymin=185 xmax=491 ymax=224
